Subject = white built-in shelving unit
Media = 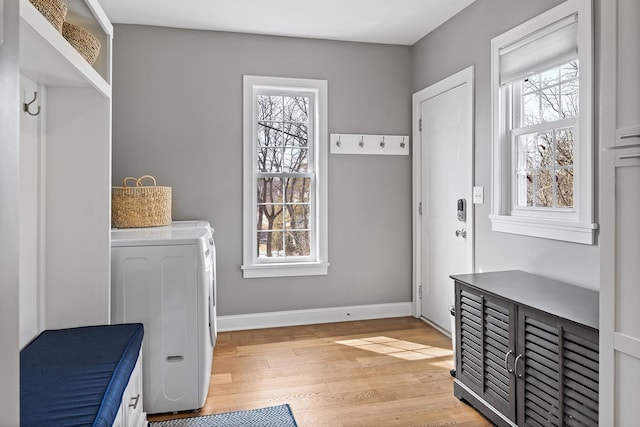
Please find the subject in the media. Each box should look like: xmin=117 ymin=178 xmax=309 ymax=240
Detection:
xmin=19 ymin=0 xmax=113 ymax=338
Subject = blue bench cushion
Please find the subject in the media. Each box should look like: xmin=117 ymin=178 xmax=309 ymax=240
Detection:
xmin=21 ymin=323 xmax=144 ymax=427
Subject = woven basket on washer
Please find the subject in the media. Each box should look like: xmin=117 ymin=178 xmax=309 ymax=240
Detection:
xmin=62 ymin=22 xmax=101 ymax=64
xmin=112 ymin=175 xmax=172 ymax=228
xmin=29 ymin=0 xmax=67 ymax=32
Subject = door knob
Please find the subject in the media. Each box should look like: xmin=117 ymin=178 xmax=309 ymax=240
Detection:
xmin=455 ymin=229 xmax=467 ymax=238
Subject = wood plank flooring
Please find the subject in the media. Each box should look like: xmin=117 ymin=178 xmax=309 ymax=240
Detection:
xmin=148 ymin=317 xmax=493 ymax=426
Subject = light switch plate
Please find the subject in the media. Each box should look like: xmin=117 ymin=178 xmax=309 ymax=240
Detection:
xmin=473 ymin=186 xmax=484 ymax=204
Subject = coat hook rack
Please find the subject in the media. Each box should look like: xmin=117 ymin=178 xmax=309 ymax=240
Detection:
xmin=330 ymin=133 xmax=409 ymax=155
xmin=23 ymin=92 xmax=41 ymax=117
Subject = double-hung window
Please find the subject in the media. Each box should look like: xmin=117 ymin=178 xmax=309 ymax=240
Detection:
xmin=490 ymin=0 xmax=596 ymax=244
xmin=513 ymin=58 xmax=578 ymax=210
xmin=242 ymin=76 xmax=328 ymax=278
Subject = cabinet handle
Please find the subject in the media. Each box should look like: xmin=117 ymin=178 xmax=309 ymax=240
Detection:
xmin=129 ymin=394 xmax=140 ymax=409
xmin=619 ymin=154 xmax=640 ymax=160
xmin=514 ymin=354 xmax=524 ymax=379
xmin=504 ymin=350 xmax=514 ymax=374
xmin=620 ymin=132 xmax=640 ymax=140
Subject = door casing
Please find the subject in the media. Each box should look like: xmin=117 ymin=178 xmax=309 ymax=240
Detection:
xmin=412 ymin=66 xmax=475 ymax=323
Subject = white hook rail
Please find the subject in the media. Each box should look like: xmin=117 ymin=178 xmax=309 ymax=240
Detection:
xmin=330 ymin=133 xmax=409 ymax=155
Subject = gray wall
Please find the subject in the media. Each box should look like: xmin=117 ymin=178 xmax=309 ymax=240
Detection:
xmin=112 ymin=25 xmax=413 ymax=316
xmin=0 ymin=0 xmax=21 ymax=422
xmin=412 ymin=0 xmax=601 ymax=290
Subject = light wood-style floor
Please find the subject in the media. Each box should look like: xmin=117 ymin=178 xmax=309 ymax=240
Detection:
xmin=148 ymin=317 xmax=493 ymax=426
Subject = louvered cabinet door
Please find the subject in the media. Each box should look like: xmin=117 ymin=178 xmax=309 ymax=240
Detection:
xmin=517 ymin=308 xmax=599 ymax=427
xmin=456 ymin=283 xmax=517 ymax=422
xmin=562 ymin=324 xmax=598 ymax=426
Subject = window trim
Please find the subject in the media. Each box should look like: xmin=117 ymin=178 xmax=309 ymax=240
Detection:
xmin=489 ymin=0 xmax=597 ymax=244
xmin=242 ymin=75 xmax=329 ymax=278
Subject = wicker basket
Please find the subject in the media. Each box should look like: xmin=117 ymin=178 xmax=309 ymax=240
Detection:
xmin=112 ymin=175 xmax=172 ymax=228
xmin=29 ymin=0 xmax=67 ymax=32
xmin=62 ymin=22 xmax=101 ymax=65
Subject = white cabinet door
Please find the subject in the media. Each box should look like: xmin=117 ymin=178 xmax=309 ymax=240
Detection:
xmin=616 ymin=0 xmax=640 ymax=133
xmin=122 ymin=354 xmax=147 ymax=427
xmin=612 ymin=148 xmax=640 ymax=426
xmin=600 ymin=0 xmax=640 ymax=424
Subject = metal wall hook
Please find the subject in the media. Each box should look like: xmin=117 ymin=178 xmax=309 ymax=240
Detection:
xmin=359 ymin=136 xmax=365 ymax=148
xmin=24 ymin=92 xmax=41 ymax=116
xmin=400 ymin=137 xmax=406 ymax=149
xmin=380 ymin=136 xmax=385 ymax=148
xmin=336 ymin=135 xmax=341 ymax=147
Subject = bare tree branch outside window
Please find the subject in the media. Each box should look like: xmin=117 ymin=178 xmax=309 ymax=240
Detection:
xmin=256 ymin=95 xmax=312 ymax=258
xmin=515 ymin=61 xmax=578 ymax=209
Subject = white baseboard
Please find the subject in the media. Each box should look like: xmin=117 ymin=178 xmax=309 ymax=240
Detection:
xmin=217 ymin=302 xmax=413 ymax=332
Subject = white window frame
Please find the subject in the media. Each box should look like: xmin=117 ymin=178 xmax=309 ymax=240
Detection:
xmin=242 ymin=75 xmax=329 ymax=278
xmin=489 ymin=0 xmax=597 ymax=244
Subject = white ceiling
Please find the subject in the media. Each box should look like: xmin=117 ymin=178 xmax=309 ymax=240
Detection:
xmin=99 ymin=0 xmax=475 ymax=46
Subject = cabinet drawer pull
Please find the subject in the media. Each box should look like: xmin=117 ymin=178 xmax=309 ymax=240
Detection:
xmin=619 ymin=154 xmax=640 ymax=160
xmin=129 ymin=394 xmax=140 ymax=409
xmin=514 ymin=354 xmax=524 ymax=379
xmin=620 ymin=132 xmax=640 ymax=140
xmin=504 ymin=350 xmax=514 ymax=374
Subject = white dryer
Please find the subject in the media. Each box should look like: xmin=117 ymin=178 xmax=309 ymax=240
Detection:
xmin=165 ymin=220 xmax=217 ymax=339
xmin=111 ymin=226 xmax=215 ymax=414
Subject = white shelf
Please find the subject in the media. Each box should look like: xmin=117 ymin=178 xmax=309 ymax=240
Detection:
xmin=19 ymin=0 xmax=111 ymax=97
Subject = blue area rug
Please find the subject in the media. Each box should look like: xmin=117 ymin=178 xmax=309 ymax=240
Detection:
xmin=149 ymin=404 xmax=298 ymax=427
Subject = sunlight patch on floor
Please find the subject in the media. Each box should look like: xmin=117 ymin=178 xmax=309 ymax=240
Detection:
xmin=335 ymin=336 xmax=452 ymax=361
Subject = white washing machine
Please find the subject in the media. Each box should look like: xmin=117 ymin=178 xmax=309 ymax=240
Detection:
xmin=111 ymin=225 xmax=216 ymax=414
xmin=164 ymin=220 xmax=217 ymax=337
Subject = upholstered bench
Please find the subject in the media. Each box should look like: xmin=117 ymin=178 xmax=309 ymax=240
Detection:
xmin=20 ymin=324 xmax=147 ymax=427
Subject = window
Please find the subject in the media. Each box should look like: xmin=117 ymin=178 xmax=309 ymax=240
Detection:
xmin=490 ymin=0 xmax=596 ymax=244
xmin=513 ymin=61 xmax=577 ymax=210
xmin=242 ymin=76 xmax=328 ymax=278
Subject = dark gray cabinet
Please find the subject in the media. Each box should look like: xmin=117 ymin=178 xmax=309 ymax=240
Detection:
xmin=451 ymin=271 xmax=599 ymax=427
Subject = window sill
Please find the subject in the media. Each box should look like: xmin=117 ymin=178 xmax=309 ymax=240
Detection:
xmin=241 ymin=262 xmax=330 ymax=279
xmin=490 ymin=214 xmax=598 ymax=245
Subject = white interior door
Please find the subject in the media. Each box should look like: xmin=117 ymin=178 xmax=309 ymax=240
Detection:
xmin=413 ymin=67 xmax=474 ymax=332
